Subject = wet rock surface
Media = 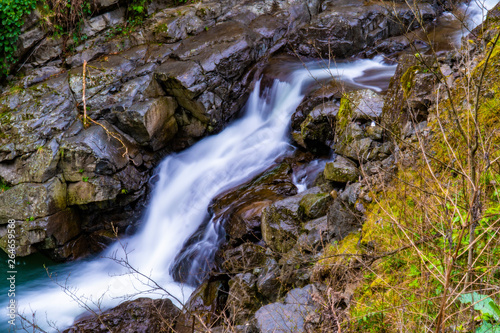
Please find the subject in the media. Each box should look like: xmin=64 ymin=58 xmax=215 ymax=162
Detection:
xmin=63 ymin=298 xmax=180 ymax=333
xmin=1 ymin=0 xmax=460 ymax=331
xmin=0 ymin=0 xmax=321 ymax=259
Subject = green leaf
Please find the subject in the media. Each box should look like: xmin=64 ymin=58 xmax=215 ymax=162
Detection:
xmin=476 ymin=321 xmax=500 ymax=333
xmin=459 ymin=292 xmax=500 ymax=321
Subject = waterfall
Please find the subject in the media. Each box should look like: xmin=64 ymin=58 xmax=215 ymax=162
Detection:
xmin=2 ymin=57 xmax=395 ymax=331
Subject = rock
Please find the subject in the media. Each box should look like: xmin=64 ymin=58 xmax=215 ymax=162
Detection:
xmin=337 ymin=90 xmax=384 ymax=129
xmin=59 ymin=124 xmax=130 ymax=182
xmin=261 ymin=188 xmax=321 ymax=253
xmin=15 ymin=27 xmax=45 ymax=58
xmin=0 ymin=139 xmax=60 ymax=185
xmin=327 ymin=197 xmax=362 ymax=240
xmin=292 ymin=0 xmax=437 ymax=58
xmin=81 ymin=14 xmax=108 ymax=38
xmin=175 ymin=278 xmax=229 ymax=333
xmin=21 ymin=66 xmax=65 ymax=87
xmin=333 ymin=90 xmax=387 ymax=162
xmin=28 ymin=36 xmax=63 ymax=66
xmin=382 ymin=54 xmax=438 ymax=133
xmin=299 ymin=192 xmax=332 ymax=219
xmin=254 ymin=285 xmax=320 ymax=333
xmin=42 ymin=208 xmax=81 ymax=247
xmin=144 ymin=5 xmax=206 ymax=44
xmin=227 ymin=273 xmax=260 ymax=324
xmin=292 ymin=80 xmax=345 ymax=130
xmin=340 ymin=182 xmax=362 ymax=205
xmin=365 ymin=124 xmax=383 ymax=140
xmin=111 ymin=97 xmax=178 ymax=151
xmin=64 ymin=298 xmax=180 ymax=333
xmin=293 ymin=101 xmax=339 ymax=154
xmin=227 ymin=200 xmax=271 ymax=242
xmin=155 ymin=60 xmax=208 ymax=123
xmin=261 ymin=187 xmax=328 ymax=253
xmin=212 ymin=162 xmax=296 ymax=245
xmin=0 ymin=74 xmax=77 ymax=163
xmin=67 ymin=176 xmax=122 ymax=206
xmin=256 ymin=257 xmax=280 ymax=302
xmin=0 ymin=207 xmax=79 ymax=257
xmin=278 ymin=247 xmax=313 ymax=287
xmin=173 ymin=21 xmax=256 ymax=78
xmin=324 ymin=155 xmax=360 ymax=183
xmin=222 ymin=243 xmax=267 ymax=273
xmin=297 ymin=216 xmax=330 ymax=252
xmin=68 ymin=55 xmax=135 ymax=104
xmin=0 ymin=176 xmax=66 ymax=222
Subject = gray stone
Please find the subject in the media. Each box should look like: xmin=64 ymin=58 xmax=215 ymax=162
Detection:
xmin=254 ymin=285 xmax=319 ymax=333
xmin=324 ymin=155 xmax=360 ymax=183
xmin=111 ymin=97 xmax=178 ymax=150
xmin=227 ymin=273 xmax=259 ymax=324
xmin=67 ymin=176 xmax=122 ymax=206
xmin=60 ymin=124 xmax=129 ymax=182
xmin=261 ymin=188 xmax=320 ymax=253
xmin=0 ymin=176 xmax=66 ymax=222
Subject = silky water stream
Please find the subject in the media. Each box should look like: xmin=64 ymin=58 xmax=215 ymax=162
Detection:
xmin=0 ymin=57 xmax=395 ymax=331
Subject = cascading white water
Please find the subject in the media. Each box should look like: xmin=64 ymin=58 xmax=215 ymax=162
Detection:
xmin=454 ymin=0 xmax=499 ymax=42
xmin=1 ymin=57 xmax=395 ymax=331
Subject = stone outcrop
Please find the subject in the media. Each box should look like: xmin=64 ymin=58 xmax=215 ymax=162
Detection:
xmin=291 ymin=0 xmax=439 ymax=59
xmin=63 ymin=298 xmax=180 ymax=333
xmin=0 ymin=0 xmax=321 ymax=259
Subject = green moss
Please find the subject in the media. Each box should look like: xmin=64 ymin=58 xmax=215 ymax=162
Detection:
xmin=0 ymin=110 xmax=12 ymax=126
xmin=0 ymin=178 xmax=11 ymax=192
xmin=400 ymin=65 xmax=421 ymax=97
xmin=337 ymin=95 xmax=353 ymax=138
xmin=153 ymin=23 xmax=169 ymax=34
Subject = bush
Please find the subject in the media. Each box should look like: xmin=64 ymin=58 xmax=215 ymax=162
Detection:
xmin=0 ymin=0 xmax=36 ymax=76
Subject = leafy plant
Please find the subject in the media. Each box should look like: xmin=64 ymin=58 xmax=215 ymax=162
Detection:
xmin=0 ymin=0 xmax=37 ymax=76
xmin=459 ymin=292 xmax=500 ymax=332
xmin=0 ymin=178 xmax=11 ymax=192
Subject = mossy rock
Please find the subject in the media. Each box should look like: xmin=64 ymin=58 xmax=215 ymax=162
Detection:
xmin=299 ymin=193 xmax=332 ymax=219
xmin=324 ymin=155 xmax=360 ymax=183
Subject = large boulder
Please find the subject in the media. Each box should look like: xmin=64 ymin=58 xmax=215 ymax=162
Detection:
xmin=299 ymin=192 xmax=332 ymax=219
xmin=382 ymin=54 xmax=438 ymax=134
xmin=227 ymin=273 xmax=260 ymax=324
xmin=324 ymin=155 xmax=360 ymax=183
xmin=110 ymin=97 xmax=178 ymax=151
xmin=222 ymin=243 xmax=268 ymax=273
xmin=261 ymin=186 xmax=333 ymax=253
xmin=0 ymin=176 xmax=66 ymax=223
xmin=292 ymin=0 xmax=438 ymax=58
xmin=254 ymin=285 xmax=321 ymax=333
xmin=212 ymin=162 xmax=297 ymax=245
xmin=64 ymin=298 xmax=180 ymax=333
xmin=327 ymin=183 xmax=364 ymax=239
xmin=334 ymin=90 xmax=392 ymax=162
xmin=292 ymin=101 xmax=339 ymax=154
xmin=59 ymin=124 xmax=130 ymax=182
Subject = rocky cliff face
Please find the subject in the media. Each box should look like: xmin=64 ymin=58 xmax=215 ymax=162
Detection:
xmin=0 ymin=0 xmax=444 ymax=260
xmin=0 ymin=0 xmax=323 ymax=259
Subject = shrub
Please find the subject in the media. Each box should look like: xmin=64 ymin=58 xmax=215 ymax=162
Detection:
xmin=0 ymin=0 xmax=36 ymax=76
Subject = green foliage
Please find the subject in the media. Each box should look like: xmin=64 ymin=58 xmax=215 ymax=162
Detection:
xmin=127 ymin=0 xmax=150 ymax=27
xmin=459 ymin=292 xmax=500 ymax=333
xmin=0 ymin=0 xmax=36 ymax=76
xmin=0 ymin=178 xmax=11 ymax=192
